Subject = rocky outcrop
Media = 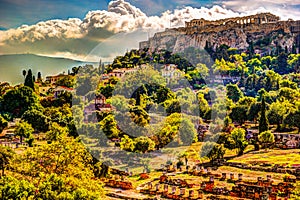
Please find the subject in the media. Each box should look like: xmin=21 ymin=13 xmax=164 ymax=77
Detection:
xmin=139 ymin=13 xmax=300 ymax=54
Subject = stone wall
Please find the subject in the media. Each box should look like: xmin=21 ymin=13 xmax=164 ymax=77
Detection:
xmin=290 ymin=21 xmax=300 ymax=33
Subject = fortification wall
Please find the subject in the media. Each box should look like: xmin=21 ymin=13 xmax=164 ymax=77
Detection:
xmin=290 ymin=21 xmax=300 ymax=33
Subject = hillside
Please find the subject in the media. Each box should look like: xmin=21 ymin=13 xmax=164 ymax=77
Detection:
xmin=140 ymin=13 xmax=300 ymax=54
xmin=0 ymin=54 xmax=97 ymax=84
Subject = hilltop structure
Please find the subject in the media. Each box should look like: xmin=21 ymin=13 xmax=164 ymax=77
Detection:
xmin=140 ymin=13 xmax=300 ymax=54
xmin=185 ymin=13 xmax=280 ymax=28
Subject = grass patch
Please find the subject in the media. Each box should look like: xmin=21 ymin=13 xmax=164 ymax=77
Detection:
xmin=229 ymin=149 xmax=300 ymax=166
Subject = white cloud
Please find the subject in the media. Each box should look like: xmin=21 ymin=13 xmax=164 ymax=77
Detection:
xmin=0 ymin=0 xmax=299 ymax=61
xmin=221 ymin=0 xmax=300 ymax=20
xmin=0 ymin=0 xmax=244 ymax=45
xmin=0 ymin=18 xmax=83 ymax=44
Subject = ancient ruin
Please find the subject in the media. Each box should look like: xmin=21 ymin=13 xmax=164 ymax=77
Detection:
xmin=185 ymin=13 xmax=280 ymax=28
xmin=139 ymin=12 xmax=300 ymax=53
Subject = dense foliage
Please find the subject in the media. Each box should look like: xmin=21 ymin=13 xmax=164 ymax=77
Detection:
xmin=0 ymin=42 xmax=299 ymax=199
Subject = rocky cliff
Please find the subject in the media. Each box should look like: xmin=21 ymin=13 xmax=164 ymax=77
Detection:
xmin=139 ymin=17 xmax=300 ymax=54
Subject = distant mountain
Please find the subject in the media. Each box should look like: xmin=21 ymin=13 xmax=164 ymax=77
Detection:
xmin=0 ymin=54 xmax=98 ymax=84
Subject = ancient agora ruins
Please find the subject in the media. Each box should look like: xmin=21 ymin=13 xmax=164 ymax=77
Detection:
xmin=104 ymin=158 xmax=299 ymax=200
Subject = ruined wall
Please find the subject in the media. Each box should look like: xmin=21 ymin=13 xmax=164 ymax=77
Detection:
xmin=290 ymin=21 xmax=300 ymax=33
xmin=185 ymin=13 xmax=280 ymax=28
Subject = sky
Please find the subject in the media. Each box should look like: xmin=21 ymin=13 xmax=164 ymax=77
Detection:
xmin=1 ymin=0 xmax=299 ymax=29
xmin=0 ymin=0 xmax=299 ymax=62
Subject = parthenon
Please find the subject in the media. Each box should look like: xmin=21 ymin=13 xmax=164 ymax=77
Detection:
xmin=185 ymin=13 xmax=280 ymax=28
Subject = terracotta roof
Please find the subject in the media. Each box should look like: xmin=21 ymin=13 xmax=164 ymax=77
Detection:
xmin=54 ymin=86 xmax=74 ymax=92
xmin=46 ymin=74 xmax=68 ymax=78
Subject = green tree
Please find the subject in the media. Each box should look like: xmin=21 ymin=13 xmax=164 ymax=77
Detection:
xmin=237 ymin=96 xmax=256 ymax=106
xmin=263 ymin=70 xmax=281 ymax=91
xmin=178 ymin=149 xmax=198 ymax=166
xmin=25 ymin=134 xmax=35 ymax=147
xmin=110 ymin=95 xmax=129 ymax=112
xmin=155 ymin=124 xmax=178 ymax=149
xmin=154 ymin=113 xmax=181 ymax=149
xmin=288 ymin=53 xmax=300 ymax=72
xmin=0 ymin=82 xmax=11 ymax=96
xmin=200 ymin=142 xmax=225 ymax=162
xmin=0 ymin=115 xmax=8 ymax=133
xmin=230 ymin=97 xmax=255 ymax=125
xmin=284 ymin=102 xmax=300 ymax=133
xmin=99 ymin=114 xmax=119 ymax=139
xmin=2 ymin=86 xmax=40 ymax=118
xmin=15 ymin=121 xmax=34 ymax=144
xmin=120 ymin=135 xmax=135 ymax=152
xmin=223 ymin=116 xmax=233 ymax=131
xmin=258 ymin=130 xmax=275 ymax=148
xmin=44 ymin=106 xmax=67 ymax=126
xmin=22 ymin=70 xmax=26 ymax=79
xmin=247 ymin=102 xmax=261 ymax=124
xmin=56 ymin=75 xmax=75 ymax=88
xmin=134 ymin=136 xmax=155 ymax=153
xmin=230 ymin=105 xmax=247 ymax=125
xmin=22 ymin=109 xmax=49 ymax=132
xmin=274 ymin=52 xmax=289 ymax=74
xmin=0 ymin=146 xmax=14 ymax=177
xmin=259 ymin=97 xmax=269 ymax=133
xmin=24 ymin=69 xmax=34 ymax=90
xmin=179 ymin=118 xmax=198 ymax=145
xmin=164 ymin=99 xmax=181 ymax=115
xmin=261 ymin=56 xmax=273 ymax=69
xmin=247 ymin=57 xmax=262 ymax=74
xmin=279 ymin=79 xmax=297 ymax=89
xmin=155 ymin=86 xmax=175 ymax=104
xmin=78 ymin=123 xmax=108 ymax=146
xmin=226 ymin=84 xmax=244 ymax=102
xmin=54 ymin=91 xmax=73 ymax=107
xmin=245 ymin=74 xmax=259 ymax=91
xmin=178 ymin=151 xmax=190 ymax=166
xmin=278 ymin=87 xmax=299 ymax=102
xmin=2 ymin=136 xmax=105 ymax=199
xmin=46 ymin=122 xmax=68 ymax=142
xmin=231 ymin=54 xmax=248 ymax=84
xmin=0 ymin=176 xmax=35 ymax=199
xmin=267 ymin=99 xmax=293 ymax=131
xmin=229 ymin=128 xmax=248 ymax=156
xmin=257 ymin=88 xmax=274 ymax=104
xmin=37 ymin=71 xmax=42 ymax=81
xmin=197 ymin=93 xmax=210 ymax=118
xmin=196 ymin=63 xmax=209 ymax=79
xmin=76 ymin=77 xmax=93 ymax=96
xmin=129 ymin=106 xmax=150 ymax=127
xmin=98 ymin=84 xmax=115 ymax=98
xmin=213 ymin=58 xmax=235 ymax=75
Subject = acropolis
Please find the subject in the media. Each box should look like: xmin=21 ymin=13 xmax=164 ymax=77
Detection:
xmin=139 ymin=12 xmax=300 ymax=53
xmin=185 ymin=13 xmax=280 ymax=28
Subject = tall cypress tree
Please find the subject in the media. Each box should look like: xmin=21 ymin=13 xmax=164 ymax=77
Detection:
xmin=37 ymin=72 xmax=42 ymax=81
xmin=24 ymin=69 xmax=34 ymax=90
xmin=259 ymin=96 xmax=269 ymax=133
xmin=22 ymin=70 xmax=26 ymax=79
xmin=136 ymin=89 xmax=141 ymax=106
